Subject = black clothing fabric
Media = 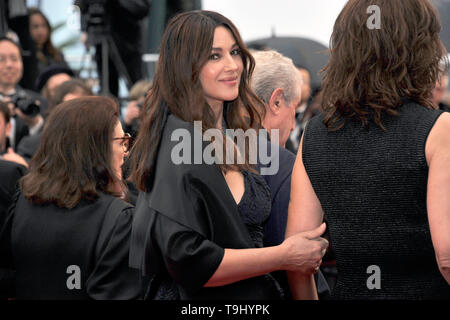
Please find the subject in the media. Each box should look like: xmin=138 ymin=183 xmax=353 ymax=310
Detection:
xmin=238 ymin=170 xmax=271 ymax=247
xmin=0 ymin=160 xmax=25 ymax=218
xmin=11 ymin=116 xmax=28 ymax=151
xmin=0 ymin=160 xmax=25 ymax=299
xmin=439 ymin=102 xmax=450 ymax=112
xmin=236 ymin=170 xmax=284 ymax=298
xmin=0 ymin=192 xmax=141 ymax=299
xmin=16 ymin=132 xmax=40 ymax=163
xmin=302 ymin=102 xmax=450 ymax=299
xmin=129 ymin=114 xmax=283 ymax=300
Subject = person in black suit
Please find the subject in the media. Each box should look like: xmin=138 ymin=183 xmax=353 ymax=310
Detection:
xmin=0 ymin=96 xmax=140 ymax=299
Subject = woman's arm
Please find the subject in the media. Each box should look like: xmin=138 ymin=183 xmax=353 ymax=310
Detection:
xmin=285 ymin=134 xmax=326 ymax=299
xmin=425 ymin=112 xmax=450 ymax=284
xmin=204 ymin=223 xmax=327 ymax=287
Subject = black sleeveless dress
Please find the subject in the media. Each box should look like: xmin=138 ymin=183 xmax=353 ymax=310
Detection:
xmin=302 ymin=102 xmax=450 ymax=299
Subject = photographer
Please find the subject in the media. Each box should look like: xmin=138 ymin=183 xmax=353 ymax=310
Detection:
xmin=75 ymin=0 xmax=150 ymax=97
xmin=0 ymin=36 xmax=47 ymax=151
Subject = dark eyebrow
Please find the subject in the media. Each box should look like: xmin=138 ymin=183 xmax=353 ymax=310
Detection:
xmin=211 ymin=43 xmax=239 ymax=51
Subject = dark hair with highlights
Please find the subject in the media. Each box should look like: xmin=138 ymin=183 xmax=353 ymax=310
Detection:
xmin=21 ymin=96 xmax=124 ymax=208
xmin=130 ymin=10 xmax=266 ymax=192
xmin=321 ymin=0 xmax=448 ymax=130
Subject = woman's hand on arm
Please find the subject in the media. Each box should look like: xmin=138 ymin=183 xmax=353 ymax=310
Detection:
xmin=204 ymin=224 xmax=328 ymax=287
xmin=285 ymin=133 xmax=327 ymax=299
xmin=426 ymin=112 xmax=450 ymax=284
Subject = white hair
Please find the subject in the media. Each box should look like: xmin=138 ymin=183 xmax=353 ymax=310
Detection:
xmin=251 ymin=50 xmax=302 ymax=106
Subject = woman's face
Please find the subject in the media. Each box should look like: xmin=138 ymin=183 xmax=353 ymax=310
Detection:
xmin=199 ymin=26 xmax=243 ymax=110
xmin=110 ymin=120 xmax=129 ymax=181
xmin=30 ymin=13 xmax=49 ymax=47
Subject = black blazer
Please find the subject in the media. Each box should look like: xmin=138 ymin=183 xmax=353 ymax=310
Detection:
xmin=0 ymin=192 xmax=141 ymax=300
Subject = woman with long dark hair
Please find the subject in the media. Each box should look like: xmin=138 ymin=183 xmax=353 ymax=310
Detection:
xmin=128 ymin=10 xmax=328 ymax=300
xmin=28 ymin=8 xmax=68 ymax=75
xmin=286 ymin=0 xmax=450 ymax=299
xmin=0 ymin=97 xmax=139 ymax=299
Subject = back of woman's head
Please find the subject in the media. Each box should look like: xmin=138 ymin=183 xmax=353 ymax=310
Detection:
xmin=130 ymin=10 xmax=265 ymax=191
xmin=321 ymin=0 xmax=448 ymax=130
xmin=21 ymin=96 xmax=120 ymax=208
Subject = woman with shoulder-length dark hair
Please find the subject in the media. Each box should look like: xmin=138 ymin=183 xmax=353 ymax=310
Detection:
xmin=286 ymin=0 xmax=450 ymax=299
xmin=128 ymin=10 xmax=328 ymax=300
xmin=0 ymin=96 xmax=140 ymax=299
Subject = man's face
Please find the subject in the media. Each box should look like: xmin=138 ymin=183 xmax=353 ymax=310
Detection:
xmin=0 ymin=112 xmax=11 ymax=153
xmin=0 ymin=40 xmax=23 ymax=90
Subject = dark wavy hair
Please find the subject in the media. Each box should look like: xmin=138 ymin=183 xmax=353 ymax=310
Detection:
xmin=130 ymin=10 xmax=266 ymax=192
xmin=29 ymin=8 xmax=64 ymax=65
xmin=21 ymin=97 xmax=123 ymax=208
xmin=321 ymin=0 xmax=448 ymax=130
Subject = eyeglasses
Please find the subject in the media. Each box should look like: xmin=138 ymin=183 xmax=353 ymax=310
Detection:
xmin=112 ymin=133 xmax=132 ymax=153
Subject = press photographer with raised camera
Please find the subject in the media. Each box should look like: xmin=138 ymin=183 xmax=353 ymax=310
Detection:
xmin=0 ymin=36 xmax=47 ymax=152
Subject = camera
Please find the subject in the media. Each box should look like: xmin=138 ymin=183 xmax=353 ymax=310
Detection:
xmin=8 ymin=91 xmax=41 ymax=117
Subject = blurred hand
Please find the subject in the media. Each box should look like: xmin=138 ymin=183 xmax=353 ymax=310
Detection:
xmin=280 ymin=223 xmax=329 ymax=274
xmin=2 ymin=148 xmax=28 ymax=168
xmin=124 ymin=100 xmax=141 ymax=125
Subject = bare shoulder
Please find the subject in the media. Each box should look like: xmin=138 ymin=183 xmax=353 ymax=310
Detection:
xmin=425 ymin=112 xmax=450 ymax=165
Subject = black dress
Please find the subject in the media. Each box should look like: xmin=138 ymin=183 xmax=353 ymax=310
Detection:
xmin=302 ymin=101 xmax=450 ymax=299
xmin=0 ymin=192 xmax=141 ymax=299
xmin=129 ymin=114 xmax=284 ymax=300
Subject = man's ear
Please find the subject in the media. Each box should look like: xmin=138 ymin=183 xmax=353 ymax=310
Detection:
xmin=268 ymin=88 xmax=285 ymax=115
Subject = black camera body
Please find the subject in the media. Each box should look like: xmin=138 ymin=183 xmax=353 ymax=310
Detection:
xmin=7 ymin=91 xmax=41 ymax=117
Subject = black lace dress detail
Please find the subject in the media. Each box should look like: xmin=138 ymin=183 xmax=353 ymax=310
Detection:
xmin=237 ymin=170 xmax=284 ymax=299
